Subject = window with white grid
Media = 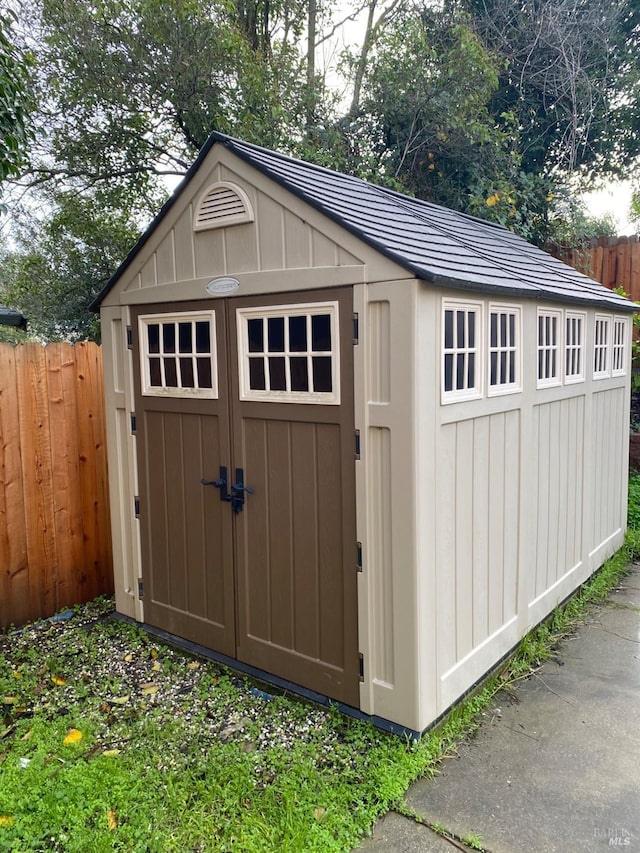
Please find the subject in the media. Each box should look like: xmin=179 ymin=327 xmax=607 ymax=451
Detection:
xmin=537 ymin=309 xmax=561 ymax=387
xmin=139 ymin=311 xmax=217 ymax=398
xmin=612 ymin=317 xmax=627 ymax=376
xmin=442 ymin=301 xmax=482 ymax=402
xmin=237 ymin=302 xmax=340 ymax=404
xmin=565 ymin=312 xmax=585 ymax=384
xmin=593 ymin=315 xmax=610 ymax=378
xmin=488 ymin=304 xmax=520 ymax=395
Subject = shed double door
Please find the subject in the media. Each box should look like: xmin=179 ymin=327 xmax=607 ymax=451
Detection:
xmin=131 ymin=288 xmax=359 ymax=706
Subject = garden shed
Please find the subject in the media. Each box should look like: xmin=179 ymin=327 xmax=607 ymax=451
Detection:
xmin=95 ymin=133 xmax=634 ymax=735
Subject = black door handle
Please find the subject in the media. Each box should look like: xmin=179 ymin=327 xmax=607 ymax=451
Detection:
xmin=201 ymin=466 xmax=231 ymax=502
xmin=230 ymin=468 xmax=254 ymax=513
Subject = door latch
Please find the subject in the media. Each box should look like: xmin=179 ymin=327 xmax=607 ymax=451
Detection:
xmin=230 ymin=468 xmax=254 ymax=514
xmin=201 ymin=466 xmax=231 ymax=502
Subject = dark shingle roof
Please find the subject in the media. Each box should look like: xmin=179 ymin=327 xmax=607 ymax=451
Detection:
xmin=93 ymin=132 xmax=634 ymax=312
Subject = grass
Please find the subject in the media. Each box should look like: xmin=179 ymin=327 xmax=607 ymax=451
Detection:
xmin=1 ymin=475 xmax=639 ymax=852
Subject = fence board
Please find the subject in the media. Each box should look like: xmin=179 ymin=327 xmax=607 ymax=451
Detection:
xmin=47 ymin=343 xmax=84 ymax=607
xmin=557 ymin=236 xmax=640 ymax=301
xmin=0 ymin=346 xmax=29 ymax=628
xmin=16 ymin=344 xmax=58 ymax=619
xmin=0 ymin=342 xmax=113 ymax=629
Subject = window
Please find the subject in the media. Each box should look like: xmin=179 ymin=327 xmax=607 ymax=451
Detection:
xmin=593 ymin=315 xmax=610 ymax=378
xmin=442 ymin=301 xmax=482 ymax=401
xmin=488 ymin=305 xmax=520 ymax=395
xmin=537 ymin=309 xmax=561 ymax=387
xmin=565 ymin=312 xmax=585 ymax=384
xmin=612 ymin=317 xmax=627 ymax=376
xmin=139 ymin=311 xmax=217 ymax=398
xmin=237 ymin=302 xmax=340 ymax=404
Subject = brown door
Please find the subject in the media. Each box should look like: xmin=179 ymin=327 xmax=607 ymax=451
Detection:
xmin=132 ymin=288 xmax=359 ymax=706
xmin=132 ymin=301 xmax=236 ymax=655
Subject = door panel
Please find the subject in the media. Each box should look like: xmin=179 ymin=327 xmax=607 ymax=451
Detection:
xmin=132 ymin=289 xmax=359 ymax=707
xmin=132 ymin=303 xmax=236 ymax=655
xmin=230 ymin=288 xmax=359 ymax=706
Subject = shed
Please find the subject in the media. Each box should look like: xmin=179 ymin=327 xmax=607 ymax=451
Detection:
xmin=95 ymin=133 xmax=634 ymax=735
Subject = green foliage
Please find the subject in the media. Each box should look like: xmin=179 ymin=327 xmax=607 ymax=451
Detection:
xmin=0 ymin=190 xmax=140 ymax=341
xmin=0 ymin=9 xmax=34 ymax=187
xmin=355 ymin=10 xmax=516 ymax=207
xmin=460 ymin=0 xmax=640 ymax=181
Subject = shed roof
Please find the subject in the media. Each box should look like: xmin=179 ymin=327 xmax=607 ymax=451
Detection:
xmin=93 ymin=132 xmax=634 ymax=312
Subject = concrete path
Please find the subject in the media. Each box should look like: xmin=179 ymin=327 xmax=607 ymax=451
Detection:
xmin=357 ymin=565 xmax=640 ymax=853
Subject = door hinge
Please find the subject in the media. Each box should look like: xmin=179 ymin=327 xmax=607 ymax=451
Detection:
xmin=356 ymin=541 xmax=362 ymax=572
xmin=358 ymin=653 xmax=365 ymax=682
xmin=126 ymin=326 xmax=133 ymax=349
xmin=138 ymin=579 xmax=143 ymax=599
xmin=130 ymin=413 xmax=137 ymax=435
xmin=354 ymin=429 xmax=361 ymax=460
xmin=134 ymin=496 xmax=140 ymax=518
xmin=352 ymin=312 xmax=359 ymax=345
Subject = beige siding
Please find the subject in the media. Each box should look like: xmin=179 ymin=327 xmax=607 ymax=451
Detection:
xmin=436 ymin=411 xmax=520 ymax=670
xmin=101 ymin=147 xmax=409 ymax=311
xmin=101 ymin=306 xmax=142 ymax=621
xmin=418 ymin=296 xmax=629 ymax=727
xmin=355 ymin=280 xmax=421 ymax=728
xmin=590 ymin=387 xmax=627 ymax=554
xmin=532 ymin=396 xmax=584 ymax=599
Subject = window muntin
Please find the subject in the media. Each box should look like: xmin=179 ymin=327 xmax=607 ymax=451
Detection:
xmin=565 ymin=312 xmax=586 ymax=384
xmin=612 ymin=317 xmax=627 ymax=376
xmin=593 ymin=315 xmax=610 ymax=378
xmin=488 ymin=304 xmax=520 ymax=395
xmin=537 ymin=309 xmax=562 ymax=388
xmin=442 ymin=301 xmax=482 ymax=402
xmin=237 ymin=302 xmax=340 ymax=404
xmin=139 ymin=311 xmax=217 ymax=398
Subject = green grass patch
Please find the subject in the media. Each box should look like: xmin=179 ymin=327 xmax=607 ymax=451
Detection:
xmin=1 ymin=476 xmax=639 ymax=851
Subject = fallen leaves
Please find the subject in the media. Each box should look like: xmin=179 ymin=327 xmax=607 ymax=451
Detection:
xmin=140 ymin=683 xmax=158 ymax=697
xmin=50 ymin=675 xmax=66 ymax=687
xmin=63 ymin=728 xmax=83 ymax=745
xmin=0 ymin=816 xmax=14 ymax=828
xmin=107 ymin=808 xmax=118 ymax=831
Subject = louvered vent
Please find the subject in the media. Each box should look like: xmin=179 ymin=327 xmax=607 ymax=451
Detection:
xmin=193 ymin=182 xmax=254 ymax=231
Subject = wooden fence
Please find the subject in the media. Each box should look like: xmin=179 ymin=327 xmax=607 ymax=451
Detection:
xmin=0 ymin=342 xmax=113 ymax=629
xmin=557 ymin=235 xmax=640 ymax=302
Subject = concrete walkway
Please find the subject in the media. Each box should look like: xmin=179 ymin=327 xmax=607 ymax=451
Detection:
xmin=357 ymin=565 xmax=640 ymax=853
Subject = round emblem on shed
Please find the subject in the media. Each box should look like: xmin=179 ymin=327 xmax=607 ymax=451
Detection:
xmin=206 ymin=277 xmax=240 ymax=295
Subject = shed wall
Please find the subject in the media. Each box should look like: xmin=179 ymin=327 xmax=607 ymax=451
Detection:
xmin=414 ymin=291 xmax=630 ymax=728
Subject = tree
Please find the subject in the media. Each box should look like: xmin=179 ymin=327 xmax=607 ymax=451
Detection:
xmin=0 ymin=189 xmax=140 ymax=341
xmin=0 ymin=9 xmax=33 ymax=187
xmin=346 ymin=7 xmax=550 ymax=238
xmin=460 ymin=0 xmax=640 ymax=179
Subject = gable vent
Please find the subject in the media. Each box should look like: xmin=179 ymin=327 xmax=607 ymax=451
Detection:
xmin=193 ymin=181 xmax=254 ymax=232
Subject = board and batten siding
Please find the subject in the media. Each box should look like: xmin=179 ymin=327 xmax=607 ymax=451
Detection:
xmin=354 ymin=284 xmax=630 ymax=731
xmin=424 ymin=296 xmax=629 ymax=725
xmin=109 ymin=159 xmax=371 ymax=309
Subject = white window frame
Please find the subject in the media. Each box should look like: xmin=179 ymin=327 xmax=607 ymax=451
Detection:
xmin=611 ymin=316 xmax=628 ymax=377
xmin=138 ymin=310 xmax=218 ymax=399
xmin=537 ymin=308 xmax=562 ymax=389
xmin=236 ymin=301 xmax=340 ymax=405
xmin=441 ymin=299 xmax=483 ymax=403
xmin=564 ymin=311 xmax=586 ymax=385
xmin=593 ymin=314 xmax=611 ymax=379
xmin=487 ymin=303 xmax=521 ymax=396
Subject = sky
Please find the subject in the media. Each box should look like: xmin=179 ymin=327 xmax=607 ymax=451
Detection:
xmin=581 ymin=181 xmax=636 ymax=236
